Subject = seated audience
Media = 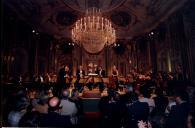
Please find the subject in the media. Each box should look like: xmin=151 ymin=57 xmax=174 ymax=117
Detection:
xmin=60 ymin=89 xmax=77 ymax=116
xmin=19 ymin=111 xmax=40 ymax=127
xmin=138 ymin=86 xmax=155 ymax=113
xmin=70 ymin=89 xmax=83 ymax=116
xmin=34 ymin=94 xmax=49 ymax=114
xmin=150 ymin=88 xmax=169 ymax=127
xmin=99 ymin=89 xmax=122 ymax=128
xmin=7 ymin=97 xmax=29 ymax=127
xmin=39 ymin=96 xmax=72 ymax=127
xmin=165 ymin=91 xmax=189 ymax=128
xmin=127 ymin=93 xmax=150 ymax=128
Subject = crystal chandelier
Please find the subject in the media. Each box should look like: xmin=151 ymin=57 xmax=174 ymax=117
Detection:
xmin=72 ymin=7 xmax=116 ymax=54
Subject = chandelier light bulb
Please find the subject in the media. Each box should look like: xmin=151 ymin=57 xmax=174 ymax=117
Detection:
xmin=72 ymin=7 xmax=116 ymax=53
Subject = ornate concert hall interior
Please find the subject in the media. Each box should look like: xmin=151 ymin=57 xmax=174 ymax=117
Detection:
xmin=1 ymin=0 xmax=195 ymax=128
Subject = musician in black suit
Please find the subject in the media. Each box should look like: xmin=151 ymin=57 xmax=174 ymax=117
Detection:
xmin=76 ymin=65 xmax=85 ymax=79
xmin=58 ymin=65 xmax=66 ymax=92
xmin=96 ymin=66 xmax=106 ymax=92
xmin=58 ymin=65 xmax=72 ymax=90
xmin=97 ymin=66 xmax=106 ymax=77
xmin=75 ymin=65 xmax=85 ymax=92
xmin=59 ymin=66 xmax=65 ymax=83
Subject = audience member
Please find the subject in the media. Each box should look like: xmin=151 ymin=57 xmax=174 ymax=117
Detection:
xmin=34 ymin=94 xmax=49 ymax=114
xmin=39 ymin=96 xmax=72 ymax=127
xmin=19 ymin=111 xmax=40 ymax=127
xmin=165 ymin=91 xmax=189 ymax=128
xmin=7 ymin=97 xmax=29 ymax=127
xmin=60 ymin=89 xmax=77 ymax=116
xmin=138 ymin=86 xmax=155 ymax=113
xmin=187 ymin=112 xmax=195 ymax=128
xmin=127 ymin=93 xmax=150 ymax=128
xmin=70 ymin=89 xmax=83 ymax=116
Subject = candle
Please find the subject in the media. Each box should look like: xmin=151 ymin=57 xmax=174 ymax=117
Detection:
xmin=93 ymin=16 xmax=94 ymax=28
xmin=102 ymin=18 xmax=103 ymax=30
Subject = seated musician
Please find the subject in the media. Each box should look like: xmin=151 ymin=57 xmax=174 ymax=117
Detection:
xmin=75 ymin=65 xmax=85 ymax=92
xmin=76 ymin=65 xmax=85 ymax=79
xmin=111 ymin=65 xmax=119 ymax=91
xmin=44 ymin=73 xmax=51 ymax=83
xmin=94 ymin=64 xmax=98 ymax=74
xmin=97 ymin=66 xmax=106 ymax=92
xmin=97 ymin=66 xmax=106 ymax=77
xmin=86 ymin=77 xmax=94 ymax=91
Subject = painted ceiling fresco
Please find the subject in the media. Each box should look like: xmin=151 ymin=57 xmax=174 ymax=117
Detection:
xmin=4 ymin=0 xmax=187 ymax=40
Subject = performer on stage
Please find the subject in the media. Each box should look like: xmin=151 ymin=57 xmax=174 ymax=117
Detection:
xmin=94 ymin=64 xmax=98 ymax=74
xmin=111 ymin=65 xmax=119 ymax=91
xmin=97 ymin=66 xmax=106 ymax=77
xmin=76 ymin=65 xmax=85 ymax=79
xmin=58 ymin=65 xmax=72 ymax=90
xmin=88 ymin=63 xmax=94 ymax=74
xmin=96 ymin=66 xmax=106 ymax=92
xmin=75 ymin=65 xmax=85 ymax=92
xmin=112 ymin=65 xmax=119 ymax=77
xmin=64 ymin=65 xmax=72 ymax=88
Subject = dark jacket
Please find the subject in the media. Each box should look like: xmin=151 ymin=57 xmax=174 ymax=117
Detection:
xmin=98 ymin=69 xmax=106 ymax=77
xmin=127 ymin=101 xmax=149 ymax=128
xmin=76 ymin=70 xmax=85 ymax=79
xmin=165 ymin=102 xmax=189 ymax=128
xmin=39 ymin=112 xmax=72 ymax=127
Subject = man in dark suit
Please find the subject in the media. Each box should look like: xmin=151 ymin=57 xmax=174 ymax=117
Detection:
xmin=76 ymin=65 xmax=85 ymax=79
xmin=97 ymin=66 xmax=106 ymax=77
xmin=59 ymin=65 xmax=65 ymax=83
xmin=75 ymin=65 xmax=85 ymax=92
xmin=58 ymin=65 xmax=72 ymax=90
xmin=96 ymin=66 xmax=106 ymax=92
xmin=57 ymin=65 xmax=66 ymax=95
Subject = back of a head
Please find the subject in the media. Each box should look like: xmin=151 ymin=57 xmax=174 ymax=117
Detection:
xmin=107 ymin=89 xmax=115 ymax=99
xmin=71 ymin=89 xmax=78 ymax=98
xmin=48 ymin=97 xmax=61 ymax=112
xmin=62 ymin=89 xmax=70 ymax=99
xmin=155 ymin=88 xmax=164 ymax=97
xmin=139 ymin=86 xmax=150 ymax=98
xmin=130 ymin=92 xmax=138 ymax=103
xmin=38 ymin=95 xmax=49 ymax=105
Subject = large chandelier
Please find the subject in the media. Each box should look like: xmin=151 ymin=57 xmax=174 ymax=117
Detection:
xmin=72 ymin=7 xmax=116 ymax=54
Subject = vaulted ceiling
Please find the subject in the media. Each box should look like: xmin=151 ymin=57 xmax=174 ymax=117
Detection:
xmin=4 ymin=0 xmax=187 ymax=40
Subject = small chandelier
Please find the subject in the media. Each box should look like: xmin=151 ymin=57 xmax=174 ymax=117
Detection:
xmin=72 ymin=7 xmax=116 ymax=54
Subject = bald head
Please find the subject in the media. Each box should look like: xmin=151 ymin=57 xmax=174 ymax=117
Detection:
xmin=48 ymin=97 xmax=61 ymax=111
xmin=49 ymin=97 xmax=59 ymax=107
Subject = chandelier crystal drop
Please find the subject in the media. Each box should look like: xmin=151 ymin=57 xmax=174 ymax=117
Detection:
xmin=72 ymin=7 xmax=116 ymax=53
